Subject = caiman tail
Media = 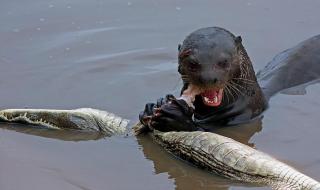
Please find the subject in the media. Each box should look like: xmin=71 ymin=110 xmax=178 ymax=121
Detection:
xmin=257 ymin=35 xmax=320 ymax=100
xmin=1 ymin=109 xmax=319 ymax=189
xmin=152 ymin=130 xmax=320 ymax=190
xmin=0 ymin=108 xmax=129 ymax=135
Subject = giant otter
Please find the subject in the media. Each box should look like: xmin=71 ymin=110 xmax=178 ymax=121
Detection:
xmin=139 ymin=27 xmax=320 ymax=132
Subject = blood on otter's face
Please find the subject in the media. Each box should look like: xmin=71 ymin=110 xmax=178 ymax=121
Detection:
xmin=178 ymin=27 xmax=243 ymax=107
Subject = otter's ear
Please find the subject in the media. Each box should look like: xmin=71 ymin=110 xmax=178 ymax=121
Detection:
xmin=178 ymin=44 xmax=182 ymax=51
xmin=235 ymin=36 xmax=242 ymax=45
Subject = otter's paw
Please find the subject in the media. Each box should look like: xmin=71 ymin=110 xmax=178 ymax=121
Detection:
xmin=139 ymin=94 xmax=176 ymax=126
xmin=149 ymin=99 xmax=198 ymax=132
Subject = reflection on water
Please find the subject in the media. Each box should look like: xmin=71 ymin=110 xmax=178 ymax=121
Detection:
xmin=0 ymin=123 xmax=106 ymax=141
xmin=209 ymin=119 xmax=263 ymax=147
xmin=136 ymin=120 xmax=266 ymax=190
xmin=0 ymin=119 xmax=265 ymax=189
xmin=138 ymin=134 xmax=233 ymax=190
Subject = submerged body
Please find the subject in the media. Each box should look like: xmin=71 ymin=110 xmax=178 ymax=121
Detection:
xmin=139 ymin=27 xmax=320 ymax=131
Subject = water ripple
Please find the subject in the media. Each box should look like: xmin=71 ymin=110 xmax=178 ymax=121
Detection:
xmin=41 ymin=26 xmax=123 ymax=51
xmin=76 ymin=47 xmax=166 ymax=63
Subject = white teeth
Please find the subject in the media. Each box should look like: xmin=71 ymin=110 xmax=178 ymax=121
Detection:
xmin=204 ymin=96 xmax=219 ymax=104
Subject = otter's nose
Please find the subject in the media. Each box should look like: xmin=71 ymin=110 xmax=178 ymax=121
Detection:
xmin=199 ymin=76 xmax=218 ymax=85
xmin=199 ymin=68 xmax=226 ymax=85
xmin=211 ymin=78 xmax=218 ymax=84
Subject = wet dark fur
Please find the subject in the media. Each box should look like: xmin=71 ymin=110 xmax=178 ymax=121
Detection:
xmin=178 ymin=27 xmax=267 ymax=128
xmin=139 ymin=27 xmax=320 ymax=133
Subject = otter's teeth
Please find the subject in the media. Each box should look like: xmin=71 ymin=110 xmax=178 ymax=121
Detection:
xmin=204 ymin=97 xmax=209 ymax=102
xmin=214 ymin=96 xmax=218 ymax=103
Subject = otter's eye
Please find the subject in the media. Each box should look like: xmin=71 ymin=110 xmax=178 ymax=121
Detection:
xmin=217 ymin=60 xmax=230 ymax=69
xmin=187 ymin=61 xmax=200 ymax=71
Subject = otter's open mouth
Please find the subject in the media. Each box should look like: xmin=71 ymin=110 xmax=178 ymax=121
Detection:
xmin=201 ymin=88 xmax=224 ymax=107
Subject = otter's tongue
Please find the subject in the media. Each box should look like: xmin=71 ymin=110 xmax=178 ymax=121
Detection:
xmin=201 ymin=89 xmax=224 ymax=107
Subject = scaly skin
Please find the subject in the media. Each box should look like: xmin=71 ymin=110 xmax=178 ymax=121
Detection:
xmin=0 ymin=108 xmax=128 ymax=135
xmin=151 ymin=129 xmax=320 ymax=190
xmin=0 ymin=109 xmax=319 ymax=189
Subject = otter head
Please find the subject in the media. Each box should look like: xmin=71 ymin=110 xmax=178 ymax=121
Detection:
xmin=178 ymin=27 xmax=243 ymax=107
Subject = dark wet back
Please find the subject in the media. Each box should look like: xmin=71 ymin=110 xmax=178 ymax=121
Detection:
xmin=0 ymin=0 xmax=320 ymax=190
xmin=258 ymin=35 xmax=320 ymax=99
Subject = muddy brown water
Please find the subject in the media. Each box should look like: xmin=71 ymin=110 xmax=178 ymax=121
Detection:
xmin=0 ymin=0 xmax=320 ymax=189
